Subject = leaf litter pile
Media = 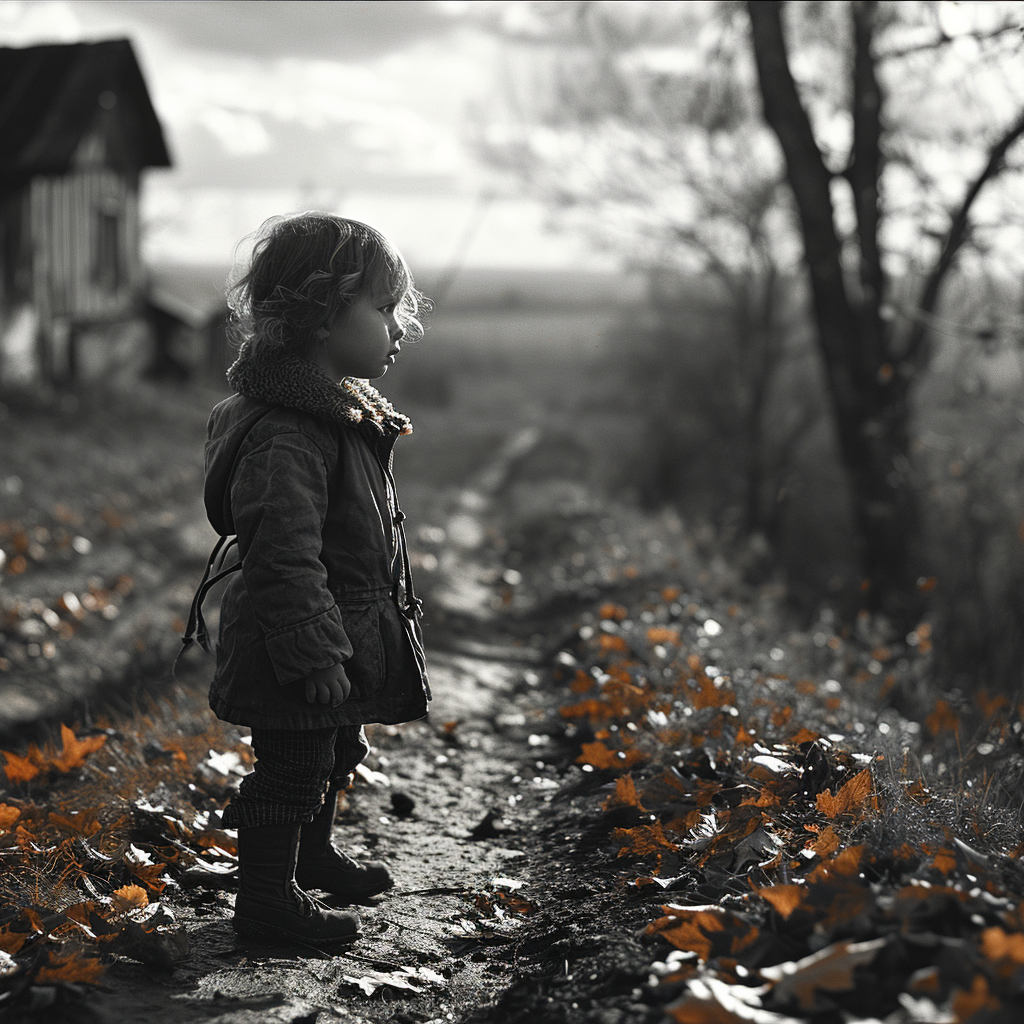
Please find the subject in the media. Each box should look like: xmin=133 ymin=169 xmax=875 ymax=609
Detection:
xmin=483 ymin=588 xmax=1024 ymax=1024
xmin=3 ymin=574 xmax=1024 ymax=1024
xmin=0 ymin=687 xmax=252 ymax=1010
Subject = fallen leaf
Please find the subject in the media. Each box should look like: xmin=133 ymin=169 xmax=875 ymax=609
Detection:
xmin=981 ymin=926 xmax=1024 ymax=964
xmin=816 ymin=771 xmax=872 ymax=818
xmin=648 ymin=627 xmax=681 ymax=645
xmin=931 ymin=847 xmax=956 ymax=876
xmin=807 ymin=846 xmax=866 ymax=882
xmin=111 ymin=884 xmax=149 ymax=915
xmin=34 ymin=947 xmax=106 ymax=984
xmin=925 ymin=699 xmax=958 ymax=737
xmin=614 ymin=821 xmax=679 ymax=859
xmin=578 ymin=740 xmax=643 ymax=770
xmin=3 ymin=748 xmax=42 ymax=783
xmin=788 ymin=728 xmax=820 ymax=745
xmin=605 ymin=773 xmax=647 ymax=811
xmin=599 ymin=634 xmax=629 ymax=655
xmin=52 ymin=724 xmax=106 ymax=773
xmin=756 ymin=885 xmax=805 ymax=920
xmin=653 ymin=911 xmax=726 ymax=961
xmin=0 ymin=804 xmax=20 ymax=829
xmin=48 ymin=809 xmax=101 ymax=836
xmin=0 ymin=926 xmax=28 ymax=955
xmin=951 ymin=974 xmax=1000 ymax=1020
xmin=690 ymin=675 xmax=736 ymax=709
xmin=811 ymin=825 xmax=840 ymax=857
xmin=761 ymin=937 xmax=886 ymax=1011
xmin=341 ymin=964 xmax=447 ymax=997
xmin=667 ymin=975 xmax=794 ymax=1023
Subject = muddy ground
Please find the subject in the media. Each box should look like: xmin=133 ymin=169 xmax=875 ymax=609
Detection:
xmin=74 ymin=640 xmax=643 ymax=1024
xmin=0 ymin=381 xmax=698 ymax=1023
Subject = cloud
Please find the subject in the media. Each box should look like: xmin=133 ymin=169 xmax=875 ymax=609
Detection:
xmin=84 ymin=0 xmax=455 ymax=60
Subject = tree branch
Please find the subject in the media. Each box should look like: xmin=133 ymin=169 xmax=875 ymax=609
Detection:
xmin=877 ymin=23 xmax=1021 ymax=62
xmin=904 ymin=106 xmax=1024 ymax=365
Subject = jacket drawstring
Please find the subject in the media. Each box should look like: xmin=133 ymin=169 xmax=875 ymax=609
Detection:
xmin=373 ymin=445 xmax=430 ymax=699
xmin=173 ymin=535 xmax=241 ymax=676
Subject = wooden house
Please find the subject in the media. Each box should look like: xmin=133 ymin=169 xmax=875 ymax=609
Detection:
xmin=0 ymin=38 xmax=171 ymax=384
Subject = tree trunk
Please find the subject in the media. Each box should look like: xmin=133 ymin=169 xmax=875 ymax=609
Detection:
xmin=747 ymin=0 xmax=919 ymax=617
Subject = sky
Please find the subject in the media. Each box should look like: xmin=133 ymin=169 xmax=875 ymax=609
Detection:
xmin=0 ymin=0 xmax=611 ymax=270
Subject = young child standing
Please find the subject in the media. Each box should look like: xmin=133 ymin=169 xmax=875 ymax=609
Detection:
xmin=189 ymin=213 xmax=430 ymax=946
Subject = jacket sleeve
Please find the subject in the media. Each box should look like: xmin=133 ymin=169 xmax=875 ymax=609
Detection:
xmin=229 ymin=429 xmax=353 ymax=685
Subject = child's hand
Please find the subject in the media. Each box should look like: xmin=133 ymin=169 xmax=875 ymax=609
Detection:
xmin=304 ymin=664 xmax=352 ymax=706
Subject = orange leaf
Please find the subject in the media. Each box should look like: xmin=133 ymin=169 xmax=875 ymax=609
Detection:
xmin=667 ymin=997 xmax=755 ymax=1023
xmin=734 ymin=724 xmax=756 ymax=747
xmin=570 ymin=669 xmax=594 ymax=694
xmin=647 ymin=626 xmax=681 ymax=645
xmin=812 ymin=825 xmax=840 ymax=858
xmin=689 ymin=675 xmax=735 ymax=709
xmin=756 ymin=884 xmax=805 ymax=919
xmin=110 ymin=884 xmax=149 ymax=915
xmin=925 ymin=698 xmax=958 ymax=737
xmin=981 ymin=927 xmax=1024 ymax=964
xmin=35 ymin=948 xmax=106 ymax=985
xmin=789 ymin=727 xmax=820 ymax=745
xmin=951 ymin=974 xmax=1000 ymax=1021
xmin=649 ymin=909 xmax=726 ymax=961
xmin=598 ymin=634 xmax=629 ymax=655
xmin=52 ymin=724 xmax=106 ymax=773
xmin=816 ymin=770 xmax=872 ymax=818
xmin=577 ymin=741 xmax=643 ymax=770
xmin=931 ymin=847 xmax=956 ymax=876
xmin=48 ymin=810 xmax=101 ymax=837
xmin=3 ymin=748 xmax=42 ymax=783
xmin=976 ymin=689 xmax=1009 ymax=719
xmin=605 ymin=774 xmax=646 ymax=811
xmin=599 ymin=603 xmax=627 ymax=621
xmin=0 ymin=804 xmax=20 ymax=830
xmin=808 ymin=846 xmax=866 ymax=883
xmin=0 ymin=925 xmax=28 ymax=954
xmin=613 ymin=821 xmax=678 ymax=859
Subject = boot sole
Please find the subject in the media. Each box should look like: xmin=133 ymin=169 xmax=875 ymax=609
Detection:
xmin=232 ymin=916 xmax=361 ymax=947
xmin=296 ymin=881 xmax=394 ymax=901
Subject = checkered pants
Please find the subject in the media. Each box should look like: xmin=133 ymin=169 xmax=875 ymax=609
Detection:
xmin=221 ymin=724 xmax=369 ymax=829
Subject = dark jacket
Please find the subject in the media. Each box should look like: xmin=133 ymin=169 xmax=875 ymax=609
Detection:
xmin=202 ymin=353 xmax=429 ymax=729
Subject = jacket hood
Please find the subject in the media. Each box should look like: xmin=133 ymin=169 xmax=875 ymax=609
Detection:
xmin=204 ymin=354 xmax=412 ymax=536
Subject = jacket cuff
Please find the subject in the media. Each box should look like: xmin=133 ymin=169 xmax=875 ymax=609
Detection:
xmin=264 ymin=606 xmax=353 ymax=685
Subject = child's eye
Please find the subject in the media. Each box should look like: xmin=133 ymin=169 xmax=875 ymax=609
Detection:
xmin=379 ymin=303 xmax=396 ymax=315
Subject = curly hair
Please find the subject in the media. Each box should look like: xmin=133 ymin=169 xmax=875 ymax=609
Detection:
xmin=227 ymin=213 xmax=426 ymax=363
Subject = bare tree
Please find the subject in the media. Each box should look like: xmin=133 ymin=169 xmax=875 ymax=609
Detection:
xmin=481 ymin=2 xmax=817 ymax=544
xmin=747 ymin=0 xmax=1024 ymax=617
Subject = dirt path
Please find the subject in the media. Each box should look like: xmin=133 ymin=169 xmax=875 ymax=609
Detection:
xmin=56 ymin=637 xmax=596 ymax=1024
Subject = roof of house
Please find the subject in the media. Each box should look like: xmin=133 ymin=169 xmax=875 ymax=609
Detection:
xmin=0 ymin=38 xmax=171 ymax=178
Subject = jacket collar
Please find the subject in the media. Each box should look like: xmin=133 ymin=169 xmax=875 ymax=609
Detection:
xmin=226 ymin=353 xmax=412 ymax=436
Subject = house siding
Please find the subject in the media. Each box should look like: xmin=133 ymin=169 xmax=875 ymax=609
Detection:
xmin=29 ymin=168 xmax=138 ymax=324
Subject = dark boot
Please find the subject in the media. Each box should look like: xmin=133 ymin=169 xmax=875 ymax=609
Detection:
xmin=295 ymin=788 xmax=394 ymax=900
xmin=233 ymin=824 xmax=361 ymax=945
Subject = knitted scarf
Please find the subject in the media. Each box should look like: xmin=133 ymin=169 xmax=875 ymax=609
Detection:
xmin=226 ymin=353 xmax=412 ymax=436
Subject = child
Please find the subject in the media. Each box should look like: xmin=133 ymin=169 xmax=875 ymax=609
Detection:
xmin=186 ymin=213 xmax=430 ymax=946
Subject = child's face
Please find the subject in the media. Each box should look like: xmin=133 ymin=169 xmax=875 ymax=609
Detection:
xmin=318 ymin=288 xmax=404 ymax=380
